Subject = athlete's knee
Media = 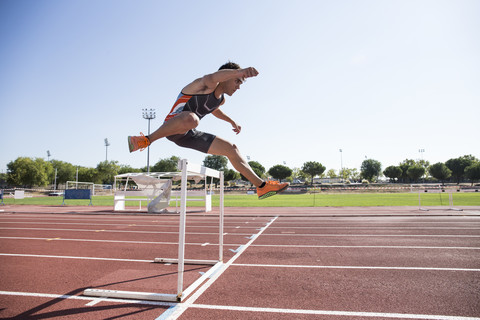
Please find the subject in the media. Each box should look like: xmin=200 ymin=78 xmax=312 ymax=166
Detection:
xmin=225 ymin=143 xmax=242 ymax=159
xmin=183 ymin=113 xmax=199 ymax=129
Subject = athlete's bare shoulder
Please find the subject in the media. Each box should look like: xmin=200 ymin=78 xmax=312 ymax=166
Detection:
xmin=182 ymin=76 xmax=214 ymax=95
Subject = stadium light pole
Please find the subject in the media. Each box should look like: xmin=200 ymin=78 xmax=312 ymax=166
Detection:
xmin=142 ymin=108 xmax=156 ymax=173
xmin=419 ymin=148 xmax=425 ymax=182
xmin=419 ymin=148 xmax=425 ymax=160
xmin=104 ymin=138 xmax=110 ymax=162
xmin=47 ymin=150 xmax=51 ymax=162
xmin=339 ymin=149 xmax=343 ymax=182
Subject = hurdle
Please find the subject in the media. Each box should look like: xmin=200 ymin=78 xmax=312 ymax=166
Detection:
xmin=417 ymin=184 xmax=462 ymax=212
xmin=113 ymin=171 xmax=212 ymax=213
xmin=83 ymin=159 xmax=224 ymax=302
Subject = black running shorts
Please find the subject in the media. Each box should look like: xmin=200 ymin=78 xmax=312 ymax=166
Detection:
xmin=166 ymin=129 xmax=216 ymax=153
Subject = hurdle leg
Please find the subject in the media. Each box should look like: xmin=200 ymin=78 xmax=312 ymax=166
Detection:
xmin=219 ymin=171 xmax=224 ymax=261
xmin=177 ymin=159 xmax=188 ymax=300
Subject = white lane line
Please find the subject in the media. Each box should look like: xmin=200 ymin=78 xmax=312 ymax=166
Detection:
xmin=231 ymin=263 xmax=480 ymax=272
xmin=0 ymin=227 xmax=250 ymax=236
xmin=260 ymin=234 xmax=480 ymax=237
xmin=266 ymin=226 xmax=480 ymax=230
xmin=161 ymin=216 xmax=279 ymax=320
xmin=0 ymin=221 xmax=265 ymax=229
xmin=0 ymin=290 xmax=175 ymax=307
xmin=1 ymin=290 xmax=478 ymax=320
xmin=252 ymin=244 xmax=480 ymax=250
xmin=0 ymin=253 xmax=152 ymax=263
xmin=189 ymin=303 xmax=480 ymax=320
xmin=0 ymin=236 xmax=232 ymax=247
xmin=2 ymin=237 xmax=479 ymax=250
xmin=85 ymin=298 xmax=104 ymax=306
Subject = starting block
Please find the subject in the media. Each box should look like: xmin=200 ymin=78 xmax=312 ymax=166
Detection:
xmin=83 ymin=159 xmax=225 ymax=302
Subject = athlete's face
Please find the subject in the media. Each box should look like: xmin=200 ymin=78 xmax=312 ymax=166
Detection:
xmin=225 ymin=77 xmax=244 ymax=96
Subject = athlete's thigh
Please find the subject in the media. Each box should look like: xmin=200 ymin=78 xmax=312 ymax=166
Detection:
xmin=207 ymin=136 xmax=237 ymax=157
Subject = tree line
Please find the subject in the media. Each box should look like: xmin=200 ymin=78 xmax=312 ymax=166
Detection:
xmin=1 ymin=154 xmax=479 ymax=188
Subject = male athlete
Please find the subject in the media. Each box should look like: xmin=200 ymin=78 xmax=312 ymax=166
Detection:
xmin=128 ymin=62 xmax=288 ymax=199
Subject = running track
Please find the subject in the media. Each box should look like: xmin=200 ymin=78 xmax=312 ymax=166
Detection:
xmin=0 ymin=205 xmax=479 ymax=319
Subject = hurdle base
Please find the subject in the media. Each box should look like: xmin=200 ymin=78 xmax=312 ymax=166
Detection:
xmin=83 ymin=289 xmax=179 ymax=302
xmin=154 ymin=258 xmax=219 ymax=265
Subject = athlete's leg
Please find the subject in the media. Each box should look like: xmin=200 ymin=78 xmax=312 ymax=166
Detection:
xmin=207 ymin=136 xmax=263 ymax=187
xmin=128 ymin=112 xmax=199 ymax=153
xmin=148 ymin=112 xmax=200 ymax=143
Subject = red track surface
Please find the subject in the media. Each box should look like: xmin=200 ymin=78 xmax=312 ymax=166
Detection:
xmin=1 ymin=205 xmax=480 ymax=319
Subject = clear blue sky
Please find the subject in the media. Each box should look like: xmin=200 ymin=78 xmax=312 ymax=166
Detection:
xmin=1 ymin=0 xmax=479 ymax=175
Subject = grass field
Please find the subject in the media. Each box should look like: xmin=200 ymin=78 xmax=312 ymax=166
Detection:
xmin=2 ymin=192 xmax=480 ymax=207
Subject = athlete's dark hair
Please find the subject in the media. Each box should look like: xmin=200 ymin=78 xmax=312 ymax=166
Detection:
xmin=219 ymin=61 xmax=240 ymax=70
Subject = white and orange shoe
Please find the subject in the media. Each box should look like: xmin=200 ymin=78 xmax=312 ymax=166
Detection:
xmin=257 ymin=181 xmax=289 ymax=200
xmin=128 ymin=133 xmax=150 ymax=153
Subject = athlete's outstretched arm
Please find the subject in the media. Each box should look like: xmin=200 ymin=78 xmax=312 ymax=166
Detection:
xmin=184 ymin=67 xmax=259 ymax=94
xmin=212 ymin=109 xmax=241 ymax=135
xmin=204 ymin=67 xmax=259 ymax=87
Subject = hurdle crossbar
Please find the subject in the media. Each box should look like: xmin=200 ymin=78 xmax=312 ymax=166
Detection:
xmin=83 ymin=159 xmax=225 ymax=302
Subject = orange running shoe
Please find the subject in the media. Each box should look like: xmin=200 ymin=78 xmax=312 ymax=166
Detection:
xmin=128 ymin=133 xmax=150 ymax=152
xmin=257 ymin=181 xmax=289 ymax=200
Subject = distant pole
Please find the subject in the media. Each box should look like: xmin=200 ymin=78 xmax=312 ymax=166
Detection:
xmin=47 ymin=150 xmax=51 ymax=162
xmin=419 ymin=148 xmax=425 ymax=182
xmin=339 ymin=149 xmax=343 ymax=182
xmin=419 ymin=148 xmax=425 ymax=160
xmin=54 ymin=168 xmax=57 ymax=191
xmin=142 ymin=108 xmax=156 ymax=173
xmin=104 ymin=138 xmax=110 ymax=162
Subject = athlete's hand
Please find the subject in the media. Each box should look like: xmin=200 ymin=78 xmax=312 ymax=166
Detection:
xmin=240 ymin=67 xmax=259 ymax=79
xmin=232 ymin=122 xmax=242 ymax=135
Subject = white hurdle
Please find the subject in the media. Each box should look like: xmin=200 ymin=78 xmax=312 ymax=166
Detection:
xmin=83 ymin=159 xmax=225 ymax=302
xmin=417 ymin=184 xmax=463 ymax=212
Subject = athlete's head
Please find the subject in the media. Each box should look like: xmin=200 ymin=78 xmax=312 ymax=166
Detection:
xmin=219 ymin=61 xmax=244 ymax=96
xmin=219 ymin=61 xmax=240 ymax=71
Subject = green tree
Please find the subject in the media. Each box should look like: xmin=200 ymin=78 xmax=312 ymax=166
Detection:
xmin=360 ymin=159 xmax=382 ymax=182
xmin=406 ymin=165 xmax=426 ymax=182
xmin=398 ymin=159 xmax=416 ymax=183
xmin=428 ymin=162 xmax=452 ymax=185
xmin=151 ymin=156 xmax=180 ymax=172
xmin=77 ymin=167 xmax=99 ymax=183
xmin=383 ymin=166 xmax=402 ymax=182
xmin=7 ymin=157 xmax=51 ymax=187
xmin=203 ymin=155 xmax=228 ymax=171
xmin=96 ymin=160 xmax=120 ymax=184
xmin=465 ymin=162 xmax=480 ymax=185
xmin=0 ymin=172 xmax=7 ymax=187
xmin=301 ymin=161 xmax=326 ymax=185
xmin=326 ymin=169 xmax=337 ymax=178
xmin=291 ymin=167 xmax=307 ymax=183
xmin=224 ymin=169 xmax=240 ymax=185
xmin=445 ymin=155 xmax=478 ymax=183
xmin=339 ymin=168 xmax=353 ymax=181
xmin=240 ymin=161 xmax=265 ymax=182
xmin=50 ymin=160 xmax=76 ymax=186
xmin=203 ymin=155 xmax=229 ymax=187
xmin=268 ymin=165 xmax=292 ymax=182
xmin=348 ymin=168 xmax=360 ymax=181
xmin=118 ymin=165 xmax=142 ymax=175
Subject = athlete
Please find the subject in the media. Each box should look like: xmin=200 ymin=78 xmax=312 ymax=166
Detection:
xmin=128 ymin=62 xmax=288 ymax=199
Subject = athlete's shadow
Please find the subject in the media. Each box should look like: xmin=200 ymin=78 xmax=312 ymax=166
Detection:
xmin=5 ymin=266 xmax=207 ymax=319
